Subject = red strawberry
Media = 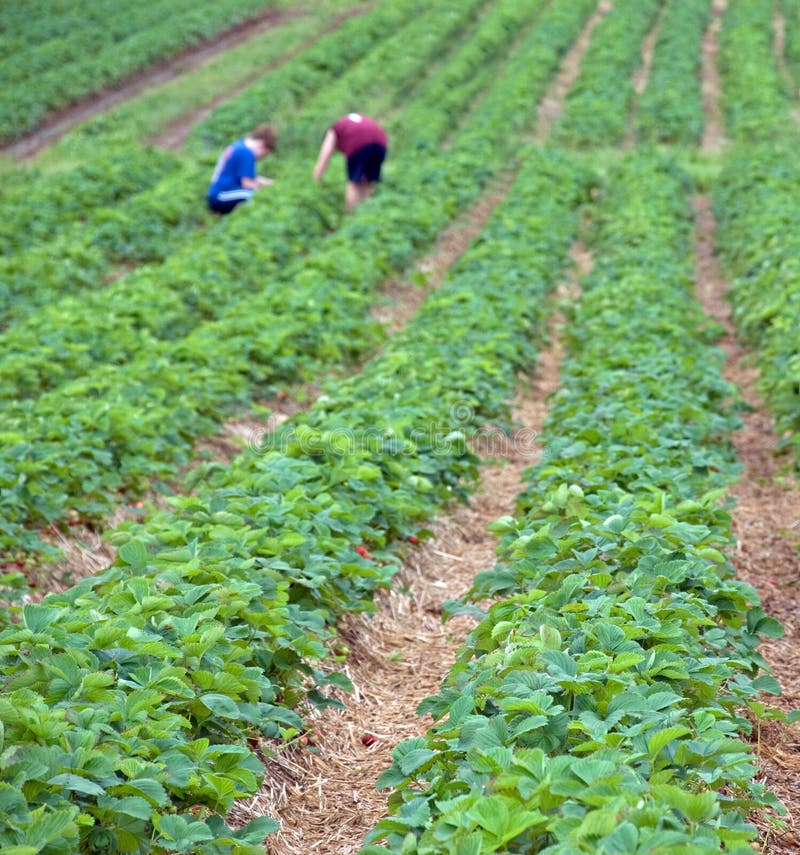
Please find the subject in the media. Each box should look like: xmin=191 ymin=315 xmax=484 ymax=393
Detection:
xmin=355 ymin=545 xmax=369 ymax=558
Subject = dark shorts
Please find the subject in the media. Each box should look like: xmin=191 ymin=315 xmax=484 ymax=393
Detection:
xmin=207 ymin=197 xmax=240 ymax=215
xmin=346 ymin=143 xmax=387 ymax=184
xmin=207 ymin=188 xmax=254 ymax=215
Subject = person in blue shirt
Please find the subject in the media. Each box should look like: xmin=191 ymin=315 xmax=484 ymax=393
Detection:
xmin=207 ymin=124 xmax=276 ymax=214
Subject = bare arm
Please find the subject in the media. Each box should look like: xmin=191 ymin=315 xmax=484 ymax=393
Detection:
xmin=241 ymin=175 xmax=273 ymax=190
xmin=313 ymin=129 xmax=337 ymax=181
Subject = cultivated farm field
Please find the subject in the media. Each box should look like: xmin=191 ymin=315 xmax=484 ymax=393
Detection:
xmin=1 ymin=1 xmax=799 ymax=853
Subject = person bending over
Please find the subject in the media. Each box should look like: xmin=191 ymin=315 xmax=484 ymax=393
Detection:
xmin=207 ymin=124 xmax=276 ymax=215
xmin=313 ymin=113 xmax=388 ymax=212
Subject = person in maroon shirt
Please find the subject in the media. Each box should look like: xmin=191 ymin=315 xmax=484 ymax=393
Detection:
xmin=313 ymin=113 xmax=388 ymax=211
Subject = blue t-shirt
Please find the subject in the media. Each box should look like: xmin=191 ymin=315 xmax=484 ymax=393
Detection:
xmin=207 ymin=139 xmax=256 ymax=199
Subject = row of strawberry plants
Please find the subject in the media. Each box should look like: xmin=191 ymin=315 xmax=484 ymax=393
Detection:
xmin=552 ymin=0 xmax=661 ymax=149
xmin=363 ymin=150 xmax=786 ymax=854
xmin=0 ymin=145 xmax=180 ymax=258
xmin=0 ymin=0 xmax=492 ymax=351
xmin=0 ymin=0 xmax=595 ymax=565
xmin=0 ymin=147 xmax=588 ymax=855
xmin=634 ymin=0 xmax=710 ymax=145
xmin=411 ymin=0 xmax=576 ymax=150
xmin=0 ymin=0 xmax=230 ymax=45
xmin=250 ymin=0 xmax=523 ymax=159
xmin=0 ymin=0 xmax=90 ymax=38
xmin=0 ymin=0 xmax=512 ymax=354
xmin=0 ymin=0 xmax=231 ymax=81
xmin=714 ymin=144 xmax=800 ymax=464
xmin=712 ymin=0 xmax=800 ymax=464
xmin=780 ymin=0 xmax=800 ymax=87
xmin=0 ymin=0 xmax=435 ymax=326
xmin=0 ymin=0 xmax=283 ymax=141
xmin=0 ymin=160 xmax=215 ymax=327
xmin=718 ymin=0 xmax=796 ymax=144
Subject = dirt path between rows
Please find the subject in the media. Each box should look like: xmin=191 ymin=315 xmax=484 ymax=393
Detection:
xmin=149 ymin=3 xmax=371 ymax=151
xmin=622 ymin=3 xmax=660 ymax=149
xmin=532 ymin=0 xmax=611 ymax=144
xmin=225 ymin=6 xmax=605 ymax=851
xmin=232 ymin=247 xmax=588 ymax=855
xmin=696 ymin=2 xmax=800 ymax=849
xmin=772 ymin=6 xmax=800 ymax=132
xmin=693 ymin=194 xmax=800 ymax=855
xmin=1 ymin=4 xmax=367 ymax=160
xmin=701 ymin=0 xmax=727 ymax=154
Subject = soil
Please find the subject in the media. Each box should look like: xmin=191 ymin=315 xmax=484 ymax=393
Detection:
xmin=0 ymin=4 xmax=367 ymax=160
xmin=701 ymin=0 xmax=727 ymax=155
xmin=232 ymin=250 xmax=590 ymax=855
xmin=623 ymin=5 xmax=660 ymax=149
xmin=148 ymin=3 xmax=371 ymax=151
xmin=694 ymin=195 xmax=800 ymax=853
xmin=773 ymin=7 xmax=800 ymax=133
xmin=11 ymin=0 xmax=800 ymax=849
xmin=227 ymin=6 xmax=608 ymax=851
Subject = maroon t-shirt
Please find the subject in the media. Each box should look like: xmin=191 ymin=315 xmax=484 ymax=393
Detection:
xmin=331 ymin=114 xmax=388 ymax=157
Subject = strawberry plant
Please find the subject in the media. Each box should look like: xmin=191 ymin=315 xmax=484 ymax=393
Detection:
xmin=0 ymin=0 xmax=596 ymax=565
xmin=713 ymin=0 xmax=800 ymax=466
xmin=363 ymin=150 xmax=788 ymax=854
xmin=0 ymin=147 xmax=588 ymax=853
xmin=635 ymin=0 xmax=710 ymax=145
xmin=0 ymin=0 xmax=294 ymax=141
xmin=553 ymin=0 xmax=661 ymax=148
xmin=718 ymin=0 xmax=795 ymax=144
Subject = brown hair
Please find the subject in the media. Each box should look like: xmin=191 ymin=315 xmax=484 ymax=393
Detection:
xmin=250 ymin=124 xmax=277 ymax=152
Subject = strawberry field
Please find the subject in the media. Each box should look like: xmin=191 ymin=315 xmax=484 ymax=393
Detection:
xmin=1 ymin=0 xmax=799 ymax=853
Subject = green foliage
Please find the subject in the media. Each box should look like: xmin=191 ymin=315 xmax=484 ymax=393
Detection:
xmin=0 ymin=142 xmax=588 ymax=855
xmin=553 ymin=0 xmax=661 ymax=148
xmin=1 ymin=0 xmax=795 ymax=851
xmin=635 ymin=0 xmax=711 ymax=145
xmin=718 ymin=0 xmax=796 ymax=144
xmin=780 ymin=0 xmax=800 ymax=85
xmin=713 ymin=141 xmax=800 ymax=465
xmin=0 ymin=0 xmax=589 ymax=560
xmin=0 ymin=0 xmax=280 ymax=141
xmin=362 ymin=150 xmax=785 ymax=854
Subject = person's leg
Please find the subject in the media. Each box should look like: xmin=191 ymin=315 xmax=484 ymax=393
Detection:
xmin=209 ymin=188 xmax=254 ymax=214
xmin=345 ymin=145 xmax=383 ymax=211
xmin=208 ymin=197 xmax=236 ymax=214
xmin=345 ymin=180 xmax=361 ymax=212
xmin=348 ymin=144 xmax=385 ymax=209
